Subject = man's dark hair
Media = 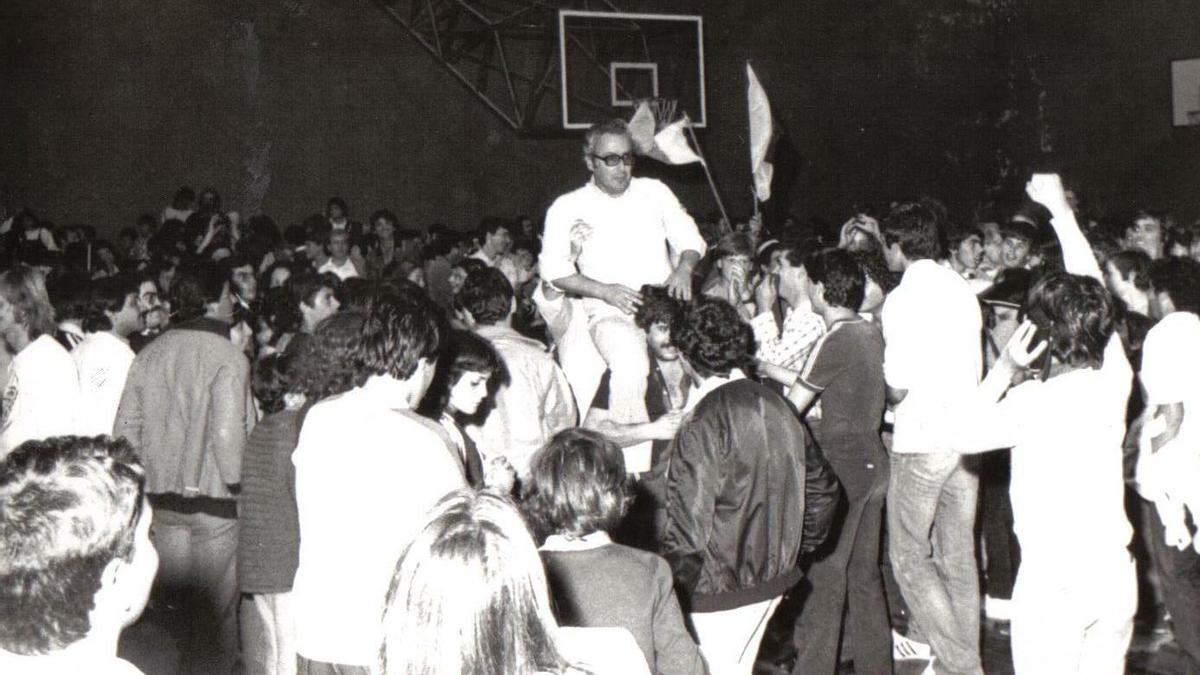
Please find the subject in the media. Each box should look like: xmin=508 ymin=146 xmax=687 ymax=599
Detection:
xmin=47 ymin=274 xmax=90 ymax=323
xmin=1110 ymin=249 xmax=1153 ymax=292
xmin=523 ymin=428 xmax=630 ymax=541
xmin=1149 ymin=257 xmax=1200 ymax=315
xmin=291 ymin=310 xmax=369 ymax=400
xmin=634 ymin=285 xmax=683 ymax=332
xmin=369 ymin=209 xmax=397 ymax=227
xmin=881 ymin=201 xmax=942 ymax=262
xmin=170 ymin=264 xmax=228 ymax=322
xmin=252 ymin=353 xmax=292 ymax=415
xmin=457 ymin=268 xmax=513 ymax=326
xmin=943 ymin=221 xmax=981 ymax=250
xmin=83 ymin=275 xmax=139 ymax=333
xmin=805 ymin=248 xmax=865 ymax=310
xmin=673 ymin=296 xmax=754 ymax=378
xmin=479 ymin=217 xmax=512 ymax=238
xmin=583 ymin=118 xmax=630 ymax=154
xmin=359 ymin=293 xmax=443 ymax=381
xmin=1026 ymin=272 xmax=1115 ymax=370
xmin=0 ymin=436 xmax=146 ymax=655
xmin=303 ymin=217 xmax=331 ymax=245
xmin=851 ymin=248 xmax=899 ymax=294
xmin=326 ymin=196 xmax=348 ymax=216
xmin=287 ymin=272 xmax=338 ymax=312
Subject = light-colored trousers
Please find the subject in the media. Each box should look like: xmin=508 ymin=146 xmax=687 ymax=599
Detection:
xmin=1010 ymin=553 xmax=1136 ymax=675
xmin=241 ymin=591 xmax=297 ymax=675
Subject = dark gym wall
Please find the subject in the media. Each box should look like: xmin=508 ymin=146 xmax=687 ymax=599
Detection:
xmin=1 ymin=0 xmax=1197 ymax=237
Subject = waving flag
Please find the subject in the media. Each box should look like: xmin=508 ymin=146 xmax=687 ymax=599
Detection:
xmin=747 ymin=63 xmax=775 ymax=202
xmin=627 ymin=101 xmax=702 ymax=165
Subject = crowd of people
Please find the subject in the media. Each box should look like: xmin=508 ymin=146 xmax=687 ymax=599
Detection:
xmin=0 ymin=117 xmax=1198 ymax=675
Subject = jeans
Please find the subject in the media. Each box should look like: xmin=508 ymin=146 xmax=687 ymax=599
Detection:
xmin=887 ymin=452 xmax=982 ymax=675
xmin=589 ymin=313 xmax=652 ymax=471
xmin=1010 ymin=554 xmax=1135 ymax=675
xmin=241 ymin=591 xmax=297 ymax=675
xmin=151 ymin=508 xmax=239 ymax=675
xmin=792 ymin=453 xmax=892 ymax=675
xmin=1147 ymin=504 xmax=1200 ymax=674
xmin=690 ymin=596 xmax=783 ymax=675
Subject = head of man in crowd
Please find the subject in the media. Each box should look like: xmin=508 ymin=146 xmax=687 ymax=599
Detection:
xmin=1125 ymin=210 xmax=1165 ymax=261
xmin=635 ymin=284 xmax=684 ymax=364
xmin=806 ymin=248 xmax=866 ymax=315
xmin=1104 ymin=249 xmax=1153 ymax=317
xmin=1026 ymin=272 xmax=1115 ymax=373
xmin=776 ymin=245 xmax=814 ymax=308
xmin=226 ymin=255 xmax=258 ymax=305
xmin=326 ymin=230 xmax=352 ymax=265
xmin=456 ymin=268 xmax=515 ymax=328
xmin=0 ymin=265 xmax=56 ymax=354
xmin=881 ymin=200 xmax=943 ymax=272
xmin=288 ymin=272 xmax=341 ymax=334
xmin=136 ymin=276 xmax=166 ymax=332
xmin=477 ymin=218 xmax=514 ymax=260
xmin=944 ymin=223 xmax=984 ymax=276
xmin=358 ymin=291 xmax=443 ymax=405
xmin=0 ymin=436 xmax=157 ymax=660
xmin=1000 ymin=217 xmax=1042 ymax=270
xmin=1148 ymin=257 xmax=1200 ymax=321
xmin=85 ymin=276 xmax=143 ymax=340
xmin=583 ymin=118 xmax=634 ymax=197
xmin=672 ymin=296 xmax=754 ymax=381
xmin=170 ymin=265 xmax=234 ymax=324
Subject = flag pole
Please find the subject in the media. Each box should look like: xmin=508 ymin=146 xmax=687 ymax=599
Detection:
xmin=684 ymin=117 xmax=731 ymax=229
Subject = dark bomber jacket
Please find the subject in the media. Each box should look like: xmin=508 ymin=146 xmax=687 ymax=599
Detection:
xmin=660 ymin=378 xmax=839 ymax=613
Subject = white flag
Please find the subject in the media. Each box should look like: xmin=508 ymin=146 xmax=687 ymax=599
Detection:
xmin=628 ymin=101 xmax=657 ymax=156
xmin=651 ymin=118 xmax=703 ymax=165
xmin=747 ymin=63 xmax=774 ymax=202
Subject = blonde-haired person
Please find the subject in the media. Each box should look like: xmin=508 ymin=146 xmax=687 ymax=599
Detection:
xmin=379 ymin=489 xmax=649 ymax=675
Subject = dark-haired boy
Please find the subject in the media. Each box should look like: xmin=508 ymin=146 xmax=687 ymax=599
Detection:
xmin=457 ymin=268 xmax=575 ymax=481
xmin=0 ymin=436 xmax=157 ymax=674
xmin=660 ymin=297 xmax=838 ymax=675
xmin=75 ymin=276 xmax=142 ymax=435
xmin=785 ymin=249 xmax=891 ymax=675
xmin=1136 ymin=256 xmax=1200 ymax=673
xmin=292 ymin=293 xmax=464 ymax=672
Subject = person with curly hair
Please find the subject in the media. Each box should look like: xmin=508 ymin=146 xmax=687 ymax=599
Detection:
xmin=660 ymin=296 xmax=840 ymax=675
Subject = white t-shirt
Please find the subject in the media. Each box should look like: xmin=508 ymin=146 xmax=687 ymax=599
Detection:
xmin=881 ymin=259 xmax=983 ymax=453
xmin=539 ymin=178 xmax=706 ymax=318
xmin=317 ymin=258 xmax=359 ymax=281
xmin=1 ymin=335 xmax=80 ymax=456
xmin=291 ymin=376 xmax=465 ymax=666
xmin=73 ymin=332 xmax=135 ymax=436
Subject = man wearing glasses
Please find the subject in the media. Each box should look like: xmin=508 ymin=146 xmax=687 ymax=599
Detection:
xmin=538 ymin=118 xmax=706 ymax=473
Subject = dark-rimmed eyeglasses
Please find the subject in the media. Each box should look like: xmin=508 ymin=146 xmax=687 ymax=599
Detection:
xmin=591 ymin=152 xmax=635 ymax=167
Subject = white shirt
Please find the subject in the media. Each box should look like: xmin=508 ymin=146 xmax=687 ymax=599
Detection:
xmin=317 ymin=257 xmax=359 ymax=281
xmin=73 ymin=332 xmax=135 ymax=436
xmin=468 ymin=249 xmax=497 ymax=267
xmin=1 ymin=335 xmax=80 ymax=457
xmin=539 ymin=178 xmax=706 ymax=317
xmin=683 ymin=369 xmax=746 ymax=414
xmin=881 ymin=259 xmax=982 ymax=453
xmin=291 ymin=376 xmax=465 ymax=666
xmin=750 ymin=306 xmax=825 ymax=371
xmin=948 ymin=336 xmax=1133 ymax=570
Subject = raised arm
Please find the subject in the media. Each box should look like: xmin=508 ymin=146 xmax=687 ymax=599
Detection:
xmin=1026 ymin=174 xmax=1102 ymax=282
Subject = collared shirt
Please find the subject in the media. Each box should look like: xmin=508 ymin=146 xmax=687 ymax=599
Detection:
xmin=73 ymin=331 xmax=135 ymax=436
xmin=881 ymin=259 xmax=982 ymax=453
xmin=684 ymin=368 xmax=746 ymax=414
xmin=468 ymin=248 xmax=497 ymax=267
xmin=471 ymin=324 xmax=577 ymax=479
xmin=291 ymin=375 xmax=465 ymax=666
xmin=317 ymin=257 xmax=358 ymax=281
xmin=750 ymin=306 xmax=826 ymax=371
xmin=541 ymin=530 xmax=613 ymax=552
xmin=539 ymin=177 xmax=706 ymax=317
